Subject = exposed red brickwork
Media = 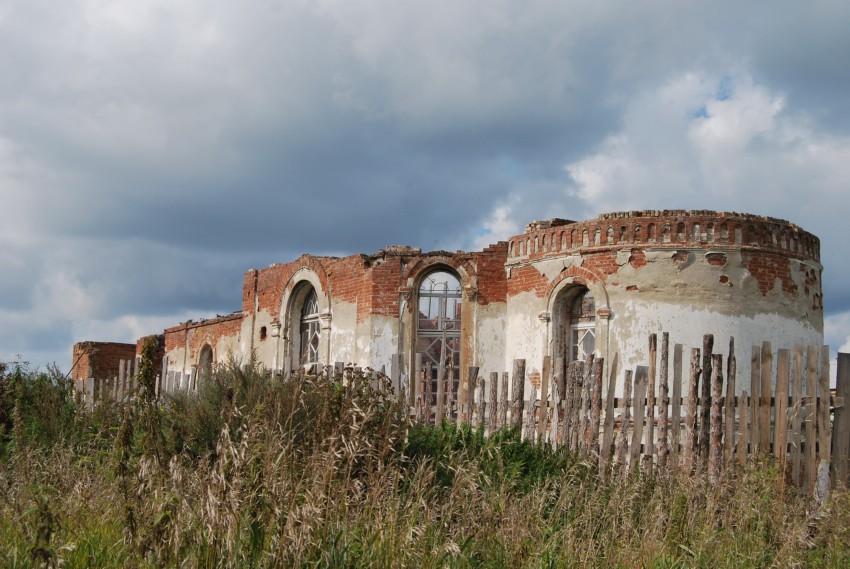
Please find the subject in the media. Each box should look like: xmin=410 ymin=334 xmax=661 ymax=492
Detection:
xmin=508 ymin=210 xmax=820 ymax=265
xmin=326 ymin=255 xmax=368 ymax=306
xmin=544 ymin=266 xmax=606 ymax=300
xmin=71 ymin=341 xmax=136 ymax=381
xmin=163 ymin=313 xmax=243 ymax=366
xmin=742 ymin=251 xmax=798 ymax=296
xmin=471 ymin=243 xmax=509 ymax=305
xmin=706 ymin=253 xmax=727 ymax=267
xmin=628 ymin=249 xmax=647 ymax=268
xmin=507 ymin=264 xmax=550 ymax=297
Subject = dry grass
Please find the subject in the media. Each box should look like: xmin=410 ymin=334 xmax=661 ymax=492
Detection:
xmin=1 ymin=357 xmax=848 ymax=568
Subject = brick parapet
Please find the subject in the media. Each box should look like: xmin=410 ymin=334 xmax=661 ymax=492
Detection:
xmin=506 ymin=210 xmax=821 ymax=266
xmin=71 ymin=341 xmax=137 ymax=381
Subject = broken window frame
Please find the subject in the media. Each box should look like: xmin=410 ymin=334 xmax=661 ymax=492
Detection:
xmin=416 ymin=270 xmax=462 ymax=408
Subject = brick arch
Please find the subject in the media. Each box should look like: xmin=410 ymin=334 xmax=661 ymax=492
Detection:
xmin=402 ymin=255 xmax=476 ymax=289
xmin=195 ymin=334 xmax=215 ymax=363
xmin=284 ymin=255 xmax=331 ymax=297
xmin=545 ymin=265 xmax=609 ymax=308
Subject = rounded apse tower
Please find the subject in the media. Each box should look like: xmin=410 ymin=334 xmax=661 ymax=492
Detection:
xmin=503 ymin=210 xmax=823 ymax=385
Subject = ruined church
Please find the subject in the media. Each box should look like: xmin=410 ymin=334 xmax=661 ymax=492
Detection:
xmin=72 ymin=210 xmax=824 ymax=394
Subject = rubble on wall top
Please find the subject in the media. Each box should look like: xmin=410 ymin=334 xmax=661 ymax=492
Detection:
xmin=595 ymin=210 xmax=799 ymax=228
xmin=381 ymin=245 xmax=422 ymax=255
xmin=524 ymin=218 xmax=575 ymax=233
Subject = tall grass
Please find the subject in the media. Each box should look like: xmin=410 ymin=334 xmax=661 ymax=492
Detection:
xmin=0 ymin=355 xmax=848 ymax=567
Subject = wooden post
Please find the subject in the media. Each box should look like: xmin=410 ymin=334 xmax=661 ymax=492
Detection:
xmin=750 ymin=345 xmax=761 ymax=455
xmin=564 ymin=361 xmax=580 ymax=452
xmin=525 ymin=383 xmax=538 ymax=442
xmin=724 ymin=338 xmax=737 ymax=468
xmin=685 ymin=348 xmax=701 ymax=473
xmin=806 ymin=345 xmax=818 ymax=494
xmin=759 ymin=341 xmax=773 ymax=455
xmin=447 ymin=353 xmax=456 ymax=421
xmin=424 ymin=362 xmax=433 ymax=424
xmin=616 ymin=370 xmax=633 ymax=473
xmin=699 ymin=334 xmax=714 ymax=458
xmin=489 ymin=372 xmax=499 ymax=434
xmin=551 ymin=358 xmax=565 ymax=448
xmin=832 ymin=353 xmax=850 ymax=487
xmin=436 ymin=338 xmax=447 ymax=424
xmin=118 ymin=359 xmax=126 ymax=402
xmin=630 ymin=366 xmax=648 ymax=473
xmin=647 ymin=334 xmax=657 ymax=467
xmin=390 ymin=354 xmax=401 ymax=396
xmin=414 ymin=353 xmax=422 ymax=414
xmin=466 ymin=366 xmax=479 ymax=427
xmin=709 ymin=354 xmax=723 ymax=482
xmin=738 ymin=391 xmax=750 ymax=464
xmin=476 ymin=375 xmax=485 ymax=429
xmin=671 ymin=344 xmax=683 ymax=470
xmin=550 ymin=370 xmax=561 ymax=450
xmin=500 ymin=371 xmax=509 ymax=429
xmin=817 ymin=345 xmax=831 ymax=496
xmin=538 ymin=356 xmax=551 ymax=441
xmin=578 ymin=354 xmax=593 ymax=453
xmin=774 ymin=349 xmax=790 ymax=466
xmin=590 ymin=357 xmax=604 ymax=457
xmin=511 ymin=360 xmax=525 ymax=430
xmin=657 ymin=333 xmax=670 ymax=469
xmin=791 ymin=345 xmax=804 ymax=486
xmin=600 ymin=355 xmax=618 ymax=471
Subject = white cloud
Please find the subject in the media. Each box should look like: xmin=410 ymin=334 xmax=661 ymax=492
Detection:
xmin=473 ymin=197 xmax=521 ymax=250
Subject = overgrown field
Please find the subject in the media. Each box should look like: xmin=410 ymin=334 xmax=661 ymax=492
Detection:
xmin=1 ymin=348 xmax=849 ymax=568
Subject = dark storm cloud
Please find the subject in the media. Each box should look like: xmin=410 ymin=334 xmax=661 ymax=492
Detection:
xmin=2 ymin=0 xmax=850 ymax=368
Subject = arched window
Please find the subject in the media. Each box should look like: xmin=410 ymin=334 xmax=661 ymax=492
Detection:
xmin=569 ymin=289 xmax=596 ymax=362
xmin=199 ymin=344 xmax=213 ymax=383
xmin=299 ymin=288 xmax=320 ymax=367
xmin=416 ymin=270 xmax=462 ymax=403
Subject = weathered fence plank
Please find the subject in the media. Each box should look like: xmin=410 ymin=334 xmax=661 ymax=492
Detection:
xmin=709 ymin=354 xmax=723 ymax=482
xmin=759 ymin=341 xmax=773 ymax=455
xmin=500 ymin=371 xmax=509 ymax=429
xmin=617 ymin=370 xmax=633 ymax=472
xmin=647 ymin=334 xmax=657 ymax=468
xmin=738 ymin=391 xmax=750 ymax=465
xmin=791 ymin=345 xmax=804 ymax=485
xmin=724 ymin=338 xmax=736 ymax=467
xmin=833 ymin=353 xmax=850 ymax=487
xmin=671 ymin=344 xmax=683 ymax=470
xmin=806 ymin=345 xmax=818 ymax=494
xmin=685 ymin=348 xmax=700 ymax=472
xmin=657 ymin=333 xmax=669 ymax=469
xmin=700 ymin=334 xmax=714 ymax=458
xmin=475 ymin=375 xmax=485 ymax=428
xmin=525 ymin=383 xmax=538 ymax=442
xmin=489 ymin=371 xmax=498 ymax=434
xmin=774 ymin=349 xmax=790 ymax=466
xmin=750 ymin=345 xmax=761 ymax=455
xmin=818 ymin=345 xmax=831 ymax=490
xmin=590 ymin=357 xmax=603 ymax=457
xmin=511 ymin=360 xmax=525 ymax=430
xmin=539 ymin=356 xmax=551 ymax=441
xmin=630 ymin=366 xmax=648 ymax=473
xmin=601 ymin=355 xmax=618 ymax=470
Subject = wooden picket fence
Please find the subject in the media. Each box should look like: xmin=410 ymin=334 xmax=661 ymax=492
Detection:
xmin=403 ymin=334 xmax=850 ymax=496
xmin=73 ymin=337 xmax=850 ymax=495
xmin=74 ymin=357 xmax=140 ymax=404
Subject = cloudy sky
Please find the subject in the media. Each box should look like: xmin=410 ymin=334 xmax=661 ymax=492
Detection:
xmin=2 ymin=0 xmax=850 ymax=371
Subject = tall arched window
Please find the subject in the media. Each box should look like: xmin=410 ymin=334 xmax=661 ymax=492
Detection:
xmin=300 ymin=288 xmax=320 ymax=367
xmin=199 ymin=344 xmax=213 ymax=381
xmin=417 ymin=270 xmax=462 ymax=400
xmin=569 ymin=289 xmax=596 ymax=362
